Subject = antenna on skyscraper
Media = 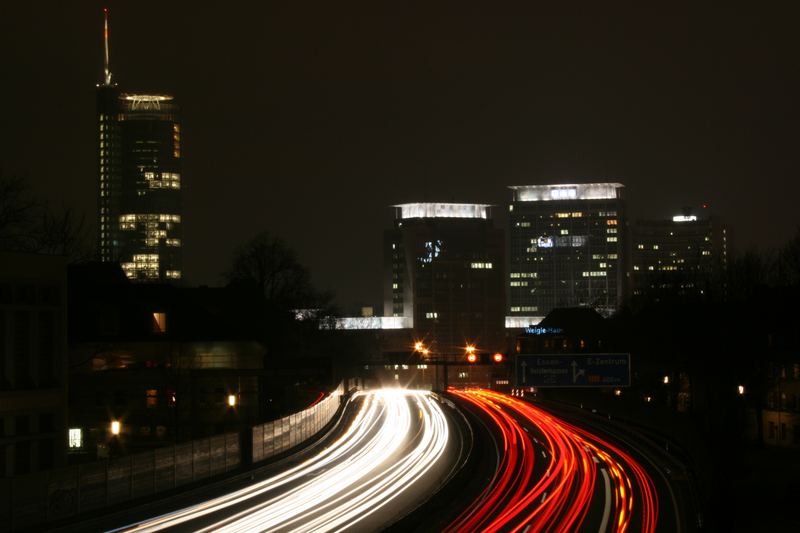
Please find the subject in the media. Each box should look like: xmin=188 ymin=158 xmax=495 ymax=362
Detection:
xmin=103 ymin=7 xmax=113 ymax=86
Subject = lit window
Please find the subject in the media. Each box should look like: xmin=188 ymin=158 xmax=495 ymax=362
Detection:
xmin=607 ymin=237 xmax=618 ymax=242
xmin=653 ymin=245 xmax=659 ymax=250
xmin=152 ymin=312 xmax=167 ymax=333
xmin=146 ymin=389 xmax=158 ymax=408
xmin=637 ymin=244 xmax=644 ymax=249
xmin=68 ymin=428 xmax=83 ymax=449
xmin=425 ymin=312 xmax=438 ymax=319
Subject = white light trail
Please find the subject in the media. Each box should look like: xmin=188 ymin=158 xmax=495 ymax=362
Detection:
xmin=114 ymin=389 xmax=450 ymax=533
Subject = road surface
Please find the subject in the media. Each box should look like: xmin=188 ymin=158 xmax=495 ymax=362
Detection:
xmin=110 ymin=389 xmax=463 ymax=532
xmin=446 ymin=388 xmax=664 ymax=533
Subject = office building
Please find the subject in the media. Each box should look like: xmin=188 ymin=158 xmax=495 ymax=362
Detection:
xmin=97 ymin=10 xmax=183 ymax=282
xmin=383 ymin=203 xmax=505 ymax=355
xmin=507 ymin=183 xmax=626 ymax=320
xmin=630 ymin=211 xmax=729 ymax=299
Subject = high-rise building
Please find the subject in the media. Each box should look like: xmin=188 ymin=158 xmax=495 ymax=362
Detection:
xmin=507 ymin=183 xmax=626 ymax=320
xmin=630 ymin=211 xmax=729 ymax=299
xmin=383 ymin=203 xmax=505 ymax=354
xmin=96 ymin=10 xmax=183 ymax=282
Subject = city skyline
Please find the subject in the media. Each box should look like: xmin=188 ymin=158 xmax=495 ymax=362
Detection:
xmin=1 ymin=2 xmax=798 ymax=310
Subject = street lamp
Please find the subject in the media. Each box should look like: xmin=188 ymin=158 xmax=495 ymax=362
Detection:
xmin=493 ymin=353 xmax=504 ymax=363
xmin=414 ymin=341 xmax=424 ymax=352
xmin=110 ymin=420 xmax=121 ymax=435
xmin=228 ymin=394 xmax=237 ymax=407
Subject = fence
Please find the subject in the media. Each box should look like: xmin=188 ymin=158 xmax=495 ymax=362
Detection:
xmin=1 ymin=379 xmax=359 ymax=532
xmin=251 ymin=382 xmax=346 ymax=463
xmin=0 ymin=432 xmax=239 ymax=532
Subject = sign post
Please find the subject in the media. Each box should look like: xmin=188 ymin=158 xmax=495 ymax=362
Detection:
xmin=515 ymin=353 xmax=630 ymax=388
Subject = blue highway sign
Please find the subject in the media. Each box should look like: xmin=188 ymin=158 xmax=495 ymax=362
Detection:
xmin=515 ymin=353 xmax=630 ymax=388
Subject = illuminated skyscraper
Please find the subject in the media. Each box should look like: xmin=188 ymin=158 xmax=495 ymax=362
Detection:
xmin=507 ymin=183 xmax=626 ymax=320
xmin=96 ymin=9 xmax=183 ymax=282
xmin=384 ymin=203 xmax=506 ymax=354
xmin=630 ymin=211 xmax=729 ymax=299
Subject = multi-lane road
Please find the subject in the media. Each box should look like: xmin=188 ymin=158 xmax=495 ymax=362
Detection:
xmin=446 ymin=389 xmax=665 ymax=532
xmin=88 ymin=387 xmax=680 ymax=533
xmin=110 ymin=389 xmax=463 ymax=532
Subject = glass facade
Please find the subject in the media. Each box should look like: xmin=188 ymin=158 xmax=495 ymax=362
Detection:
xmin=630 ymin=215 xmax=728 ymax=298
xmin=507 ymin=184 xmax=626 ymax=318
xmin=96 ymin=89 xmax=182 ymax=282
xmin=384 ymin=204 xmax=505 ymax=354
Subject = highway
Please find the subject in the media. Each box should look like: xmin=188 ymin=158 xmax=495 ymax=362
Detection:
xmin=110 ymin=389 xmax=461 ymax=532
xmin=446 ymin=388 xmax=663 ymax=533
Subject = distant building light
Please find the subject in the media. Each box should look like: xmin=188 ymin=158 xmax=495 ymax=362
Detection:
xmin=510 ymin=183 xmax=624 ymax=202
xmin=738 ymin=385 xmax=745 ymax=395
xmin=614 ymin=389 xmax=622 ymax=397
xmin=394 ymin=203 xmax=490 ymax=220
xmin=330 ymin=316 xmax=413 ymax=330
xmin=644 ymin=396 xmax=652 ymax=403
xmin=228 ymin=394 xmax=237 ymax=407
xmin=505 ymin=316 xmax=544 ymax=328
xmin=110 ymin=421 xmax=121 ymax=435
xmin=663 ymin=375 xmax=670 ymax=384
xmin=68 ymin=428 xmax=83 ymax=448
xmin=152 ymin=312 xmax=167 ymax=333
xmin=672 ymin=215 xmax=698 ymax=222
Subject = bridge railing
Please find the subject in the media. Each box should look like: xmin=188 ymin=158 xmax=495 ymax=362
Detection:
xmin=0 ymin=379 xmax=360 ymax=532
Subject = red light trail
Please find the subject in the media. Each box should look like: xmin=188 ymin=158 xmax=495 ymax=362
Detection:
xmin=446 ymin=389 xmax=658 ymax=533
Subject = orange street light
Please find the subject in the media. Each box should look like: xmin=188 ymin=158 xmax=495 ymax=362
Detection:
xmin=493 ymin=353 xmax=504 ymax=363
xmin=467 ymin=353 xmax=477 ymax=363
xmin=414 ymin=341 xmax=424 ymax=352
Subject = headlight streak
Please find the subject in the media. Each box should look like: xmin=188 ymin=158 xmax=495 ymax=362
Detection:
xmin=446 ymin=389 xmax=658 ymax=533
xmin=113 ymin=389 xmax=450 ymax=533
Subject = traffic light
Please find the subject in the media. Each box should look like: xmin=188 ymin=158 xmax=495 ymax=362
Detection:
xmin=465 ymin=344 xmax=477 ymax=363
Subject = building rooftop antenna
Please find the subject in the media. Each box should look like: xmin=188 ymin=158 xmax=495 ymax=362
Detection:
xmin=103 ymin=7 xmax=113 ymax=86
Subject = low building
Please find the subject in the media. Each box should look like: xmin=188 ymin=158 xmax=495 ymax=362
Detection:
xmin=67 ymin=264 xmax=264 ymax=459
xmin=0 ymin=253 xmax=68 ymax=477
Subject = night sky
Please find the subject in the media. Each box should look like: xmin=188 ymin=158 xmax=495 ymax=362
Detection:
xmin=2 ymin=2 xmax=798 ymax=310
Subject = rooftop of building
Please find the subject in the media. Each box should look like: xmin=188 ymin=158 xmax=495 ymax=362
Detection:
xmin=393 ymin=203 xmax=492 ymax=220
xmin=509 ymin=183 xmax=624 ymax=202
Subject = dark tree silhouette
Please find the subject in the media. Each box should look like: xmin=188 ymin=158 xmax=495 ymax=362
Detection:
xmin=0 ymin=173 xmax=90 ymax=260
